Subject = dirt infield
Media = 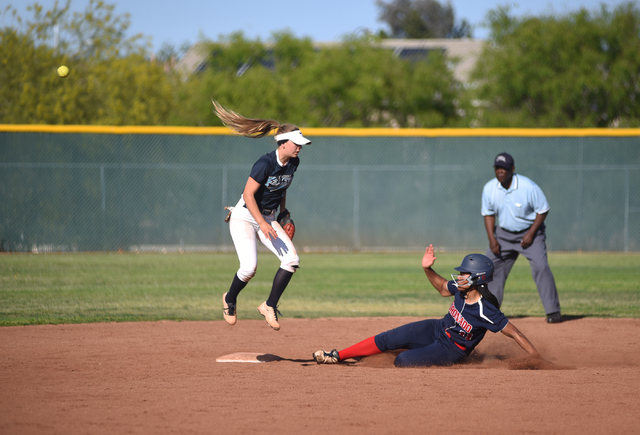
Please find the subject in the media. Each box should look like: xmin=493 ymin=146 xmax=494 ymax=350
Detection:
xmin=1 ymin=316 xmax=639 ymax=434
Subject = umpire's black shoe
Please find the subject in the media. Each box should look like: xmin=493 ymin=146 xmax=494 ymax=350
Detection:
xmin=546 ymin=312 xmax=562 ymax=324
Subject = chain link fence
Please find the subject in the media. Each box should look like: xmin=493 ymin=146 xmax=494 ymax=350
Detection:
xmin=1 ymin=127 xmax=639 ymax=253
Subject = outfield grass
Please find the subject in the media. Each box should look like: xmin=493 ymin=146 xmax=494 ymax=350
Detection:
xmin=1 ymin=251 xmax=639 ymax=326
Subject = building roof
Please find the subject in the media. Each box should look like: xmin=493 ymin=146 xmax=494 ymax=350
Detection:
xmin=379 ymin=38 xmax=484 ymax=82
xmin=176 ymin=38 xmax=485 ymax=83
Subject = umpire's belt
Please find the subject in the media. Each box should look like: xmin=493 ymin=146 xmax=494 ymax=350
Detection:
xmin=499 ymin=226 xmax=529 ymax=234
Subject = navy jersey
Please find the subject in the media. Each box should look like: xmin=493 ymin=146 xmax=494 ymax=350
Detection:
xmin=440 ymin=281 xmax=509 ymax=351
xmin=248 ymin=150 xmax=299 ymax=211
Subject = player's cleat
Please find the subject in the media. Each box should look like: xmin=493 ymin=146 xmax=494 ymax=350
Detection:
xmin=257 ymin=301 xmax=281 ymax=330
xmin=313 ymin=349 xmax=340 ymax=364
xmin=222 ymin=292 xmax=237 ymax=325
xmin=546 ymin=312 xmax=562 ymax=324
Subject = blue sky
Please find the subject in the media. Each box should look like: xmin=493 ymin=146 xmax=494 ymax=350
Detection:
xmin=9 ymin=0 xmax=634 ymax=52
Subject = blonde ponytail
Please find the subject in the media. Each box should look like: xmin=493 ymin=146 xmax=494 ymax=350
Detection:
xmin=212 ymin=100 xmax=299 ymax=139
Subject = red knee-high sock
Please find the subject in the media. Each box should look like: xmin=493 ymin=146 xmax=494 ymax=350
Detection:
xmin=338 ymin=336 xmax=382 ymax=361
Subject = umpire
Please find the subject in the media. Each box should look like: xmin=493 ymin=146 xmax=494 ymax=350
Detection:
xmin=481 ymin=152 xmax=562 ymax=323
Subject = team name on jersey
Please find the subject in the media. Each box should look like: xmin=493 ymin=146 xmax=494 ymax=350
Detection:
xmin=448 ymin=302 xmax=472 ymax=333
xmin=265 ymin=175 xmax=292 ymax=191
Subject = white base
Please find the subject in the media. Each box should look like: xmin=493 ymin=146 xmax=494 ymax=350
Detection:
xmin=216 ymin=352 xmax=281 ymax=363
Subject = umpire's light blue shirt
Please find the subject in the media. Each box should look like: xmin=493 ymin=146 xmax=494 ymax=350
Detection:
xmin=481 ymin=174 xmax=550 ymax=232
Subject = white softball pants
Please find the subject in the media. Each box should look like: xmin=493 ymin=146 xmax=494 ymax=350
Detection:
xmin=229 ymin=198 xmax=299 ymax=282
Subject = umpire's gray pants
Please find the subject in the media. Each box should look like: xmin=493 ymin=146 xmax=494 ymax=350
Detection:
xmin=485 ymin=226 xmax=561 ymax=315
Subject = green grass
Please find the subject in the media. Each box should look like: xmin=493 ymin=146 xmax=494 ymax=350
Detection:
xmin=1 ymin=251 xmax=639 ymax=326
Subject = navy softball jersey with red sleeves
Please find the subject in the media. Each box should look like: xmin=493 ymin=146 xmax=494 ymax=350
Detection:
xmin=443 ymin=281 xmax=509 ymax=352
xmin=373 ymin=281 xmax=511 ymax=367
xmin=248 ymin=150 xmax=299 ymax=211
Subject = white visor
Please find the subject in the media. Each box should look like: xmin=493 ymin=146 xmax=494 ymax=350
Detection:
xmin=274 ymin=130 xmax=311 ymax=145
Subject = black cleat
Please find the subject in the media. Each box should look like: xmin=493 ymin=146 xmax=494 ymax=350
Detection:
xmin=546 ymin=312 xmax=562 ymax=324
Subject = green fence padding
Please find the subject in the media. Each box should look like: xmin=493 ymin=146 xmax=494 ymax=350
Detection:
xmin=1 ymin=129 xmax=639 ymax=252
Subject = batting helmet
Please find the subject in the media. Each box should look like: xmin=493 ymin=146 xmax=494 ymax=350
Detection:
xmin=454 ymin=253 xmax=494 ymax=286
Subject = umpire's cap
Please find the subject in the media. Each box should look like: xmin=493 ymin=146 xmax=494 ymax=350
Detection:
xmin=494 ymin=152 xmax=514 ymax=169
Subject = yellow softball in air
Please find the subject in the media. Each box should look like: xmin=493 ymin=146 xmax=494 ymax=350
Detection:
xmin=57 ymin=65 xmax=69 ymax=78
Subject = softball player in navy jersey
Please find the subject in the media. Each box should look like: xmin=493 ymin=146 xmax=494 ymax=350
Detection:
xmin=213 ymin=101 xmax=311 ymax=331
xmin=314 ymin=245 xmax=549 ymax=367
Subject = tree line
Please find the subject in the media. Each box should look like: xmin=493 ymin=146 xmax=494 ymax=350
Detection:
xmin=1 ymin=0 xmax=639 ymax=128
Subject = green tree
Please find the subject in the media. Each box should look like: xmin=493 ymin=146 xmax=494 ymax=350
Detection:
xmin=0 ymin=28 xmax=68 ymax=123
xmin=172 ymin=32 xmax=466 ymax=128
xmin=0 ymin=1 xmax=176 ymax=125
xmin=25 ymin=0 xmax=147 ymax=58
xmin=472 ymin=2 xmax=640 ymax=127
xmin=292 ymin=35 xmax=464 ymax=127
xmin=208 ymin=31 xmax=268 ymax=73
xmin=376 ymin=0 xmax=472 ymax=39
